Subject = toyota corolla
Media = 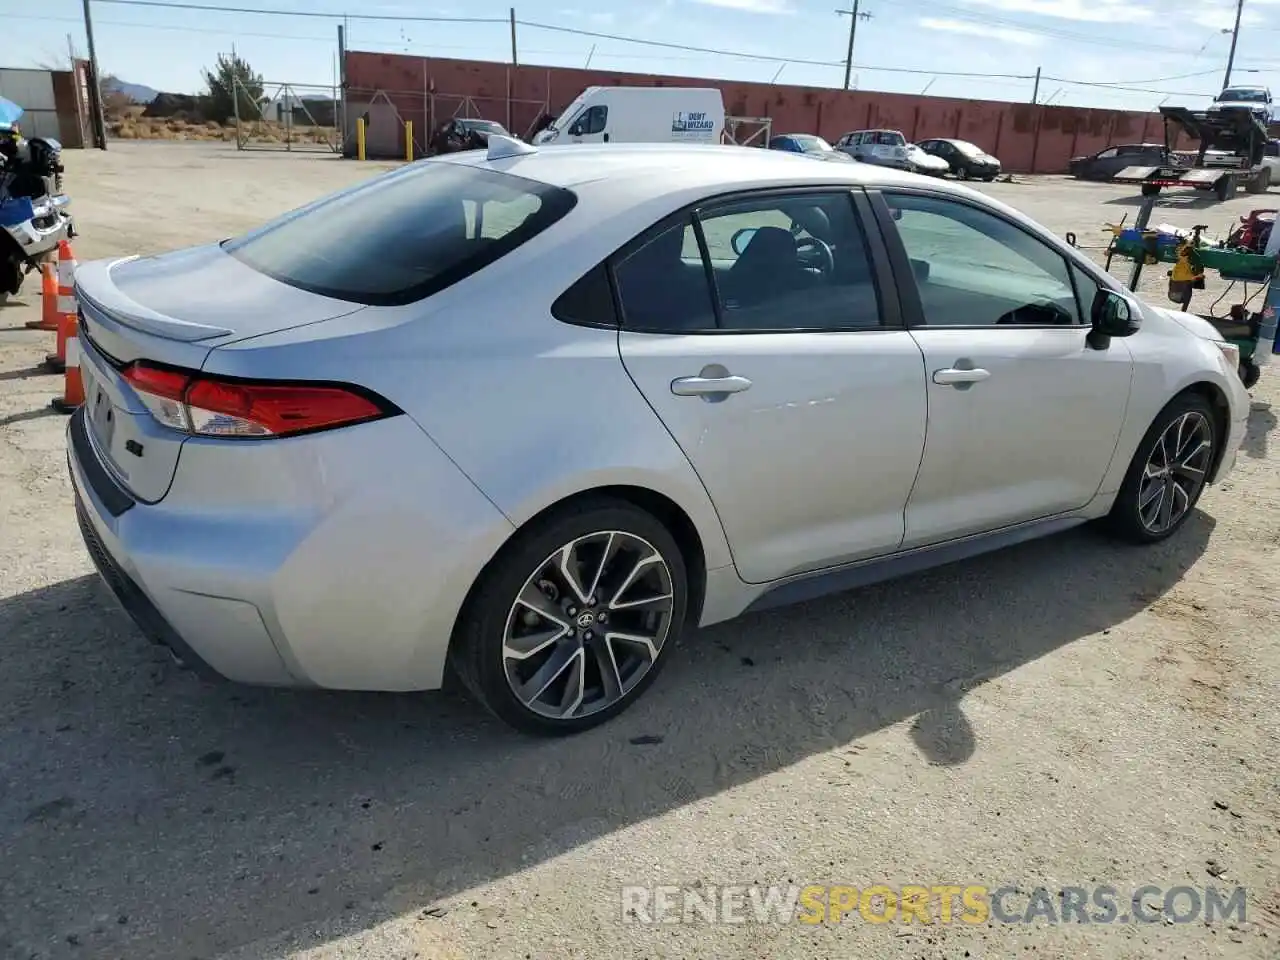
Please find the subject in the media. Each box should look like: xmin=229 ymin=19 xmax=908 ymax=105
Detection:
xmin=67 ymin=138 xmax=1250 ymax=734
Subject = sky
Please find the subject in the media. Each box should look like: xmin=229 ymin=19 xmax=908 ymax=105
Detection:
xmin=4 ymin=0 xmax=1280 ymax=112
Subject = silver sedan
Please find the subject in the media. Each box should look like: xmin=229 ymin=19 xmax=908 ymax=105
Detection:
xmin=68 ymin=138 xmax=1250 ymax=734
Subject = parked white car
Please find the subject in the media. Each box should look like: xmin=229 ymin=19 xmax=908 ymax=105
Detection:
xmin=906 ymin=143 xmax=949 ymax=176
xmin=68 ymin=138 xmax=1250 ymax=734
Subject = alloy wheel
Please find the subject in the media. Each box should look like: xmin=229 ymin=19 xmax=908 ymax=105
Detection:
xmin=1137 ymin=411 xmax=1213 ymax=535
xmin=502 ymin=531 xmax=675 ymax=720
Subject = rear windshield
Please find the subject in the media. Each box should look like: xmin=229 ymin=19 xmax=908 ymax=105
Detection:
xmin=460 ymin=119 xmax=507 ymax=135
xmin=793 ymin=134 xmax=833 ymax=151
xmin=223 ymin=163 xmax=576 ymax=306
xmin=1218 ymin=88 xmax=1268 ymax=102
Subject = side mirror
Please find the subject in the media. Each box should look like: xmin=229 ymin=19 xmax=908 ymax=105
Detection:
xmin=1089 ymin=289 xmax=1140 ymax=347
xmin=730 ymin=227 xmax=758 ymax=256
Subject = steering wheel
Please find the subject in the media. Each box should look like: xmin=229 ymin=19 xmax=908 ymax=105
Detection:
xmin=795 ymin=236 xmax=835 ymax=275
xmin=995 ymin=299 xmax=1074 ymax=326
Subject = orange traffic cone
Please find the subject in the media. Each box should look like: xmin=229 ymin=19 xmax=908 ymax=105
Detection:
xmin=44 ymin=244 xmax=79 ymax=372
xmin=24 ymin=262 xmax=58 ymax=331
xmin=51 ymin=321 xmax=84 ymax=414
xmin=45 ymin=301 xmax=76 ymax=373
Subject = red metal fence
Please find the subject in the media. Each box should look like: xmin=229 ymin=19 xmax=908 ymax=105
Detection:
xmin=344 ymin=50 xmax=1192 ymax=171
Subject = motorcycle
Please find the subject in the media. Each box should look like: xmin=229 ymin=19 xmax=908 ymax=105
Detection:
xmin=0 ymin=96 xmax=75 ymax=303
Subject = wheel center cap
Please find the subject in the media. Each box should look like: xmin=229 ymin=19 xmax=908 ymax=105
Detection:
xmin=576 ymin=611 xmax=596 ymax=629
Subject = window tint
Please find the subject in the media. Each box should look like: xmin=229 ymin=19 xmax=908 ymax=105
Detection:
xmin=553 ymin=263 xmax=618 ymax=327
xmin=1097 ymin=148 xmax=1118 ymax=159
xmin=572 ymin=105 xmax=607 ymax=135
xmin=613 ymin=219 xmax=717 ymax=332
xmin=224 ymin=164 xmax=575 ymax=306
xmin=884 ymin=192 xmax=1082 ymax=327
xmin=696 ymin=193 xmax=882 ymax=331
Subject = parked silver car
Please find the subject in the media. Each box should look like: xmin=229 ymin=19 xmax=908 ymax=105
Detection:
xmin=69 ymin=138 xmax=1249 ymax=734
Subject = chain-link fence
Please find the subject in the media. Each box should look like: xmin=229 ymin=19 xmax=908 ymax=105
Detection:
xmin=341 ymin=88 xmax=549 ymax=159
xmin=233 ymin=80 xmax=341 ymax=154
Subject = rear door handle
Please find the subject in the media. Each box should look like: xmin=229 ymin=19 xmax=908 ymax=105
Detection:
xmin=671 ymin=374 xmax=753 ymax=399
xmin=933 ymin=367 xmax=991 ymax=385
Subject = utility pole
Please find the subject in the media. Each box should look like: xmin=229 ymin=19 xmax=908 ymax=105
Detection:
xmin=510 ymin=8 xmax=518 ymax=67
xmin=1223 ymin=0 xmax=1245 ymax=89
xmin=836 ymin=2 xmax=872 ymax=92
xmin=1031 ymin=66 xmax=1041 ymax=104
xmin=81 ymin=0 xmax=107 ymax=150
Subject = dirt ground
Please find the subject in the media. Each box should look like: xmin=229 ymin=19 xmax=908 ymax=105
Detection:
xmin=1 ymin=142 xmax=1278 ymax=960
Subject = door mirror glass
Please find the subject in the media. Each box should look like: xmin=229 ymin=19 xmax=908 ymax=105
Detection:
xmin=730 ymin=227 xmax=758 ymax=256
xmin=1091 ymin=290 xmax=1139 ymax=336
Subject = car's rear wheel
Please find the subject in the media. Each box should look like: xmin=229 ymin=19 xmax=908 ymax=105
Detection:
xmin=1107 ymin=394 xmax=1217 ymax=544
xmin=451 ymin=499 xmax=688 ymax=735
xmin=956 ymin=166 xmax=970 ymax=180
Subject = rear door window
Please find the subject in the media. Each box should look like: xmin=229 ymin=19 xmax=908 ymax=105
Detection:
xmin=612 ymin=218 xmax=718 ymax=332
xmin=224 ymin=164 xmax=576 ymax=306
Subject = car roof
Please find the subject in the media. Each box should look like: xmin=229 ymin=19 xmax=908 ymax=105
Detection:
xmin=434 ymin=142 xmax=926 ymax=192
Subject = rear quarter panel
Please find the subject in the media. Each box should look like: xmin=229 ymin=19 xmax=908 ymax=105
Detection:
xmin=200 ymin=182 xmax=741 ymax=582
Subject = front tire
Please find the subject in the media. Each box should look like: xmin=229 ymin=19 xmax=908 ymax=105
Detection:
xmin=450 ymin=498 xmax=688 ymax=735
xmin=1106 ymin=394 xmax=1217 ymax=544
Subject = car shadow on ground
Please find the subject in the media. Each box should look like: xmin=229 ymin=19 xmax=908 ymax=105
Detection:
xmin=0 ymin=515 xmax=1213 ymax=959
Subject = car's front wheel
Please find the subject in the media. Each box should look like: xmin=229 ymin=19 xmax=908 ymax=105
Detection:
xmin=1107 ymin=393 xmax=1218 ymax=544
xmin=451 ymin=498 xmax=688 ymax=735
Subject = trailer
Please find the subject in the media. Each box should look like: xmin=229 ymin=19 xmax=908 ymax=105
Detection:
xmin=1111 ymin=105 xmax=1274 ymax=202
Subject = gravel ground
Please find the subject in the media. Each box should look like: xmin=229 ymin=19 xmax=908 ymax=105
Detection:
xmin=1 ymin=142 xmax=1278 ymax=960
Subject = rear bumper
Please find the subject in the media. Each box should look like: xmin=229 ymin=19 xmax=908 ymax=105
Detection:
xmin=868 ymin=157 xmax=914 ymax=171
xmin=71 ymin=466 xmax=223 ymax=680
xmin=67 ymin=404 xmax=516 ymax=692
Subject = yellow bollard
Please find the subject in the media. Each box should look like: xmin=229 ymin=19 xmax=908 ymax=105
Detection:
xmin=356 ymin=117 xmax=366 ymax=161
xmin=404 ymin=120 xmax=413 ymax=162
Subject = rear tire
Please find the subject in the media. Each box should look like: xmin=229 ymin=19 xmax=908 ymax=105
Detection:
xmin=956 ymin=166 xmax=970 ymax=181
xmin=1106 ymin=393 xmax=1218 ymax=544
xmin=450 ymin=498 xmax=689 ymax=735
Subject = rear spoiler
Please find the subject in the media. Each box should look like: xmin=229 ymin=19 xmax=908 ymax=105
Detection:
xmin=74 ymin=257 xmax=234 ymax=342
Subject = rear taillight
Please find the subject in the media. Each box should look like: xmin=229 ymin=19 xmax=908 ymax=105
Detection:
xmin=122 ymin=362 xmax=397 ymax=439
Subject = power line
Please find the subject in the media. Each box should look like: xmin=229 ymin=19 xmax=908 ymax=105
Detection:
xmin=25 ymin=0 xmax=1257 ymax=97
xmin=91 ymin=0 xmax=505 ymax=23
xmin=890 ymin=0 xmax=1278 ymax=63
xmin=521 ymin=20 xmax=1037 ymax=76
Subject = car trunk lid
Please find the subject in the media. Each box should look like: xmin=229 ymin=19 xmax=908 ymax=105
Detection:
xmin=73 ymin=248 xmax=367 ymax=503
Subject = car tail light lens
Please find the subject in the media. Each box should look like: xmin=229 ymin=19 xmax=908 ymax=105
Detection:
xmin=122 ymin=362 xmax=398 ymax=439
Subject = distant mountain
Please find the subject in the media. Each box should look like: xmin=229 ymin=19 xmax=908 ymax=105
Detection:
xmin=102 ymin=78 xmax=160 ymax=104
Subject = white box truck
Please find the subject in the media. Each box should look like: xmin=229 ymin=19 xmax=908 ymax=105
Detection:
xmin=533 ymin=87 xmax=725 ymax=146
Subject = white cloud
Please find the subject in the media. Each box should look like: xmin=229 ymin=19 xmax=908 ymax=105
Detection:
xmin=689 ymin=0 xmax=795 ymax=13
xmin=958 ymin=0 xmax=1153 ymax=23
xmin=918 ymin=16 xmax=1045 ymax=46
xmin=588 ymin=10 xmax=617 ymax=24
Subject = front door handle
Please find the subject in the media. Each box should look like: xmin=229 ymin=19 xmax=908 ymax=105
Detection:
xmin=933 ymin=367 xmax=991 ymax=385
xmin=671 ymin=374 xmax=753 ymax=399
